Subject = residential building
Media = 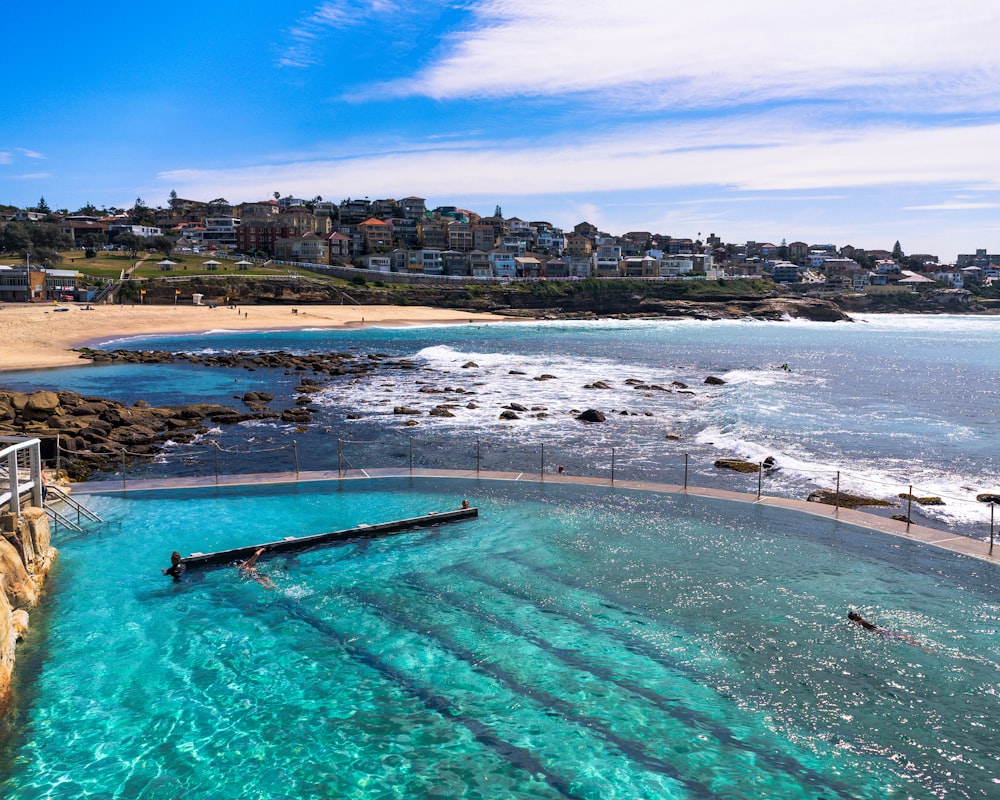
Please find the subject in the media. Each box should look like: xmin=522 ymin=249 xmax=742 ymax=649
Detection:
xmin=472 ymin=224 xmax=497 ymax=251
xmin=490 ymin=251 xmax=517 ymax=278
xmin=109 ymin=223 xmax=162 ymax=239
xmin=447 ymin=220 xmax=474 ymax=252
xmin=274 ymin=232 xmax=329 ymax=264
xmin=441 ymin=250 xmax=469 ymax=276
xmin=399 ymin=197 xmax=427 ymax=220
xmin=327 ymin=232 xmax=352 ymax=261
xmin=592 ymin=244 xmax=623 ymax=277
xmin=358 ymin=218 xmax=393 ymax=253
xmin=201 ymin=217 xmax=240 ymax=250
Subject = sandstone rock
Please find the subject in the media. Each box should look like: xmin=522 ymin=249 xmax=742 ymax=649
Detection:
xmin=806 ymin=490 xmax=896 ymax=509
xmin=394 ymin=406 xmax=421 ymax=415
xmin=577 ymin=409 xmax=606 ymax=423
xmin=23 ymin=391 xmax=61 ymax=421
xmin=976 ymin=493 xmax=1000 ymax=503
xmin=714 ymin=458 xmax=760 ymax=473
xmin=462 ymin=361 xmax=479 ymax=369
xmin=704 ymin=376 xmax=726 ymax=385
xmin=505 ymin=402 xmax=528 ymax=412
xmin=534 ymin=374 xmax=558 ymax=381
xmin=0 ymin=538 xmax=38 ymax=610
xmin=499 ymin=410 xmax=521 ymax=420
xmin=898 ymin=493 xmax=945 ymax=506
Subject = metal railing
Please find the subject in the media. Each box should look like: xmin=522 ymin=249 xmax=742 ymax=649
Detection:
xmin=0 ymin=436 xmax=43 ymax=516
xmin=64 ymin=433 xmax=1000 ymax=550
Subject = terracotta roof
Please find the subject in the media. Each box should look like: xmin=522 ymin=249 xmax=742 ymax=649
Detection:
xmin=359 ymin=217 xmax=388 ymax=226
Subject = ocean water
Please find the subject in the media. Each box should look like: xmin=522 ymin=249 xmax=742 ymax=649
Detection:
xmin=5 ymin=313 xmax=1000 ymax=536
xmin=2 ymin=478 xmax=998 ymax=799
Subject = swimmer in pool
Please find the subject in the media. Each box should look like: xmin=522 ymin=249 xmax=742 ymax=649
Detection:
xmin=848 ymin=610 xmax=923 ymax=646
xmin=237 ymin=547 xmax=275 ymax=589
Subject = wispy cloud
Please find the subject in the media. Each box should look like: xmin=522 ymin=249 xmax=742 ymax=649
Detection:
xmin=158 ymin=117 xmax=1000 ymax=202
xmin=278 ymin=0 xmax=402 ymax=68
xmin=381 ymin=0 xmax=1000 ymax=113
xmin=0 ymin=152 xmax=11 ymax=165
xmin=16 ymin=148 xmax=45 ymax=159
xmin=13 ymin=173 xmax=52 ymax=180
xmin=904 ymin=202 xmax=1000 ymax=211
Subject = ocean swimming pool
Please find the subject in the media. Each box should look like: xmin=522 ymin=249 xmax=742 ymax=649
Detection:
xmin=2 ymin=478 xmax=998 ymax=798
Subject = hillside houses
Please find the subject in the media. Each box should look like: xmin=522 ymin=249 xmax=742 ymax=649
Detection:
xmin=0 ymin=194 xmax=991 ymax=290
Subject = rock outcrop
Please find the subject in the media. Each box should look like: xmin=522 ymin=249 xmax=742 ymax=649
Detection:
xmin=0 ymin=508 xmax=56 ymax=711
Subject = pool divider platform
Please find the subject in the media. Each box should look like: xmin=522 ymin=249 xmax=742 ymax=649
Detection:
xmin=180 ymin=506 xmax=477 ymax=570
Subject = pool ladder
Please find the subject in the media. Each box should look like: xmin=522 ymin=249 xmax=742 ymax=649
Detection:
xmin=44 ymin=485 xmax=104 ymax=532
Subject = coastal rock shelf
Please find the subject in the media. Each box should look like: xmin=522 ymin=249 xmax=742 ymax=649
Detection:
xmin=0 ymin=507 xmax=56 ymax=711
xmin=0 ymin=389 xmax=269 ymax=480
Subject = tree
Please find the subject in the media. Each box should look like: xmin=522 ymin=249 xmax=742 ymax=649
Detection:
xmin=74 ymin=202 xmax=103 ymax=217
xmin=274 ymin=191 xmax=281 ymax=200
xmin=0 ymin=221 xmax=32 ymax=255
xmin=892 ymin=240 xmax=904 ymax=260
xmin=129 ymin=197 xmax=155 ymax=225
xmin=35 ymin=196 xmax=51 ymax=214
xmin=494 ymin=205 xmax=503 ymax=218
xmin=114 ymin=232 xmax=144 ymax=261
xmin=149 ymin=235 xmax=176 ymax=258
xmin=169 ymin=189 xmax=178 ymax=208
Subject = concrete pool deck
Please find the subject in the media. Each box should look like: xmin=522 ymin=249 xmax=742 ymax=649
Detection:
xmin=72 ymin=467 xmax=1000 ymax=565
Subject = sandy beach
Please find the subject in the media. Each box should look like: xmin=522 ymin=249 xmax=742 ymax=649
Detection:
xmin=0 ymin=302 xmax=505 ymax=372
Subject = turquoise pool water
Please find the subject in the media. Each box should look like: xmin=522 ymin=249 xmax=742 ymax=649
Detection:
xmin=2 ymin=479 xmax=998 ymax=798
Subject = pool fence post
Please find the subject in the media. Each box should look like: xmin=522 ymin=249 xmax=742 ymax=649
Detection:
xmin=213 ymin=444 xmax=219 ymax=486
xmin=337 ymin=439 xmax=342 ymax=477
xmin=540 ymin=443 xmax=544 ymax=480
xmin=990 ymin=504 xmax=995 ymax=555
xmin=56 ymin=434 xmax=61 ymax=477
xmin=121 ymin=452 xmax=127 ymax=493
xmin=684 ymin=453 xmax=688 ymax=491
xmin=611 ymin=447 xmax=616 ymax=484
xmin=409 ymin=436 xmax=413 ymax=474
xmin=292 ymin=440 xmax=299 ymax=478
xmin=835 ymin=471 xmax=841 ymax=512
xmin=476 ymin=439 xmax=481 ymax=475
xmin=906 ymin=485 xmax=913 ymax=532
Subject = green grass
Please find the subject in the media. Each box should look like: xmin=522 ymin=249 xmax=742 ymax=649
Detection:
xmin=57 ymin=252 xmax=326 ymax=281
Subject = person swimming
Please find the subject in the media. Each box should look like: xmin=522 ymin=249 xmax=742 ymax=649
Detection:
xmin=848 ymin=610 xmax=923 ymax=646
xmin=237 ymin=547 xmax=275 ymax=589
xmin=161 ymin=551 xmax=187 ymax=582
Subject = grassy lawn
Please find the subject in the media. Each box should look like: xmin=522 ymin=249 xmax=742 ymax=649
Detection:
xmin=58 ymin=252 xmax=327 ymax=280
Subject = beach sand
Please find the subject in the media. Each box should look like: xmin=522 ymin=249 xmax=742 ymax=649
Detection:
xmin=0 ymin=302 xmax=505 ymax=372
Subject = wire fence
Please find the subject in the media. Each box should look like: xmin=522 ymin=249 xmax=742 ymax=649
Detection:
xmin=56 ymin=432 xmax=1000 ymax=546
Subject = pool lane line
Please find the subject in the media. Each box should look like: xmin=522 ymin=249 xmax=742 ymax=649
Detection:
xmin=403 ymin=570 xmax=860 ymax=800
xmin=274 ymin=596 xmax=584 ymax=800
xmin=343 ymin=586 xmax=717 ymax=799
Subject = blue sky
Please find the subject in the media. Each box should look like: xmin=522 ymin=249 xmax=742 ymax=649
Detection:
xmin=4 ymin=0 xmax=1000 ymax=260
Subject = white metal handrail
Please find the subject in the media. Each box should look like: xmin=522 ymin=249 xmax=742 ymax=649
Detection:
xmin=0 ymin=436 xmax=43 ymax=515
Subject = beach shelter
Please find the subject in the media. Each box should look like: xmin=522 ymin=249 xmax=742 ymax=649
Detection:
xmin=203 ymin=259 xmax=221 ymax=271
xmin=157 ymin=259 xmax=177 ymax=271
xmin=235 ymin=259 xmax=253 ymax=271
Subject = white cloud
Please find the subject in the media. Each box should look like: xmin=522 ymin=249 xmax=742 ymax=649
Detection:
xmin=382 ymin=0 xmax=1000 ymax=112
xmin=0 ymin=152 xmax=10 ymax=165
xmin=159 ymin=117 xmax=1000 ymax=203
xmin=279 ymin=0 xmax=405 ymax=68
xmin=16 ymin=148 xmax=44 ymax=159
xmin=904 ymin=202 xmax=1000 ymax=211
xmin=13 ymin=173 xmax=52 ymax=180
